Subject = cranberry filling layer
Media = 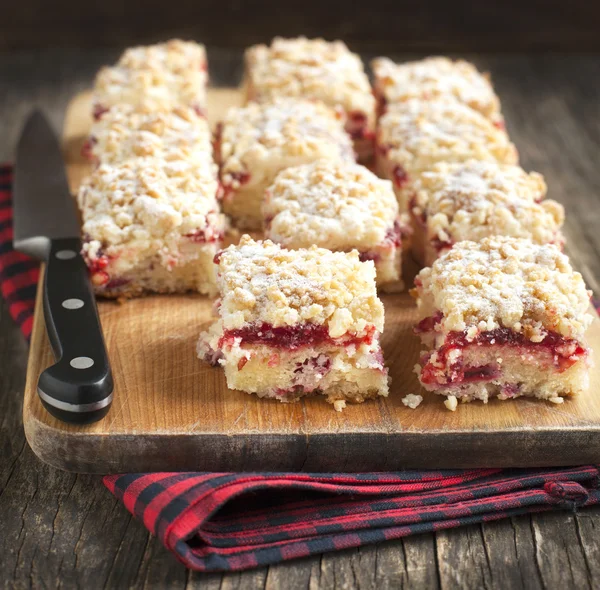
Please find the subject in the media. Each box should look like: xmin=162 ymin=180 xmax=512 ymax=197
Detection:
xmin=392 ymin=165 xmax=408 ymax=188
xmin=357 ymin=219 xmax=404 ymax=263
xmin=431 ymin=237 xmax=454 ymax=252
xmin=184 ymin=223 xmax=224 ymax=243
xmin=419 ymin=324 xmax=587 ymax=386
xmin=93 ymin=104 xmax=110 ymax=120
xmin=219 ymin=322 xmax=375 ymax=351
xmin=84 ymin=253 xmax=111 ymax=286
xmin=221 ymin=171 xmax=251 ymax=200
xmin=374 ymin=91 xmax=387 ymax=118
xmin=346 ymin=111 xmax=375 ymax=141
xmin=414 ymin=311 xmax=443 ymax=334
xmin=81 ymin=137 xmax=97 ymax=161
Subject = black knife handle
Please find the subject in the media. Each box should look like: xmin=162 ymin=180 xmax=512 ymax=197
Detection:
xmin=39 ymin=237 xmax=113 ymax=424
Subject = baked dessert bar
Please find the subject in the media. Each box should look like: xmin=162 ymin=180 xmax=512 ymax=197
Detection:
xmin=93 ymin=40 xmax=208 ymax=118
xmin=77 ymin=157 xmax=225 ymax=298
xmin=375 ymin=97 xmax=518 ymax=210
xmin=217 ymin=98 xmax=354 ymax=230
xmin=372 ymin=56 xmax=502 ymax=125
xmin=197 ymin=235 xmax=389 ymax=410
xmin=83 ymin=104 xmax=212 ymax=166
xmin=263 ymin=159 xmax=407 ymax=290
xmin=410 ymin=160 xmax=564 ymax=266
xmin=412 ymin=236 xmax=593 ymax=407
xmin=244 ymin=37 xmax=375 ymax=161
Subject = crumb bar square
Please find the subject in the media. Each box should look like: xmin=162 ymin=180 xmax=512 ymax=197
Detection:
xmin=263 ymin=159 xmax=407 ymax=290
xmin=410 ymin=160 xmax=565 ymax=266
xmin=244 ymin=37 xmax=375 ymax=161
xmin=375 ymin=98 xmax=518 ymax=211
xmin=93 ymin=40 xmax=208 ymax=118
xmin=372 ymin=56 xmax=503 ymax=126
xmin=412 ymin=236 xmax=593 ymax=407
xmin=197 ymin=235 xmax=389 ymax=409
xmin=84 ymin=104 xmax=212 ymax=166
xmin=77 ymin=157 xmax=225 ymax=298
xmin=217 ymin=98 xmax=354 ymax=230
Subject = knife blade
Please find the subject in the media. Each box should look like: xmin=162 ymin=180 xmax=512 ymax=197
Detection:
xmin=14 ymin=110 xmax=113 ymax=424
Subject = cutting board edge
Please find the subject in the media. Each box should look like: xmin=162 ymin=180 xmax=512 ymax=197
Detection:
xmin=21 ymin=87 xmax=600 ymax=474
xmin=23 ymin=408 xmax=600 ymax=473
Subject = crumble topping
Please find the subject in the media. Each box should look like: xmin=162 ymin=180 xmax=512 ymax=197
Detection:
xmin=89 ymin=104 xmax=212 ymax=164
xmin=378 ymin=98 xmax=518 ymax=176
xmin=219 ymin=98 xmax=354 ymax=185
xmin=214 ymin=235 xmax=384 ymax=336
xmin=245 ymin=37 xmax=375 ymax=124
xmin=94 ymin=40 xmax=207 ymax=112
xmin=402 ymin=393 xmax=423 ymax=409
xmin=264 ymin=159 xmax=399 ymax=250
xmin=78 ymin=158 xmax=223 ymax=267
xmin=412 ymin=160 xmax=563 ymax=247
xmin=372 ymin=56 xmax=501 ymax=122
xmin=414 ymin=236 xmax=593 ymax=341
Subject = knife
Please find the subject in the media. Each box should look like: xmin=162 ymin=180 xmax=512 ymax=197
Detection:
xmin=14 ymin=110 xmax=113 ymax=424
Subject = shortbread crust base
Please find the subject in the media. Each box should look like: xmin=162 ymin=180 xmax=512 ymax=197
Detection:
xmin=93 ymin=244 xmax=219 ymax=298
xmin=198 ymin=331 xmax=389 ymax=410
xmin=417 ymin=343 xmax=590 ymax=405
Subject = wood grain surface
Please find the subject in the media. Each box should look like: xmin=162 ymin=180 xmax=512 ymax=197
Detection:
xmin=22 ymin=88 xmax=600 ymax=473
xmin=2 ymin=48 xmax=600 ymax=590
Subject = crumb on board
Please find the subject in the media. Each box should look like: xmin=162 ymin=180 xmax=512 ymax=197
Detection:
xmin=402 ymin=394 xmax=423 ymax=409
xmin=334 ymin=399 xmax=347 ymax=412
xmin=444 ymin=395 xmax=458 ymax=411
xmin=549 ymin=396 xmax=565 ymax=404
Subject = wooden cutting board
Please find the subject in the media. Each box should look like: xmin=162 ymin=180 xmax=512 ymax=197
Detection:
xmin=23 ymin=89 xmax=600 ymax=473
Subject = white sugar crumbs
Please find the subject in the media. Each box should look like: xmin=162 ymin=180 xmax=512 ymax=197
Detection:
xmin=402 ymin=394 xmax=423 ymax=409
xmin=444 ymin=395 xmax=458 ymax=411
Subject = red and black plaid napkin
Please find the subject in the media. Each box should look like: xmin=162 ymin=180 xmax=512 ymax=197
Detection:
xmin=2 ymin=164 xmax=599 ymax=572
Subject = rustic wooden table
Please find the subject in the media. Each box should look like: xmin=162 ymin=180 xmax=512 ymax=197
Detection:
xmin=1 ymin=48 xmax=600 ymax=589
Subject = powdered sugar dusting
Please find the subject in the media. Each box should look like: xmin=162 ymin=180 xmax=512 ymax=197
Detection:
xmin=377 ymin=98 xmax=518 ymax=179
xmin=245 ymin=37 xmax=375 ymax=124
xmin=94 ymin=40 xmax=207 ymax=112
xmin=264 ymin=159 xmax=398 ymax=250
xmin=372 ymin=56 xmax=501 ymax=122
xmin=215 ymin=235 xmax=384 ymax=336
xmin=414 ymin=236 xmax=593 ymax=341
xmin=412 ymin=160 xmax=564 ymax=248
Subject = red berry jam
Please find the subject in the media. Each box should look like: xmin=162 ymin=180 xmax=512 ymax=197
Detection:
xmin=346 ymin=111 xmax=375 ymax=141
xmin=375 ymin=92 xmax=387 ymax=119
xmin=81 ymin=137 xmax=97 ymax=161
xmin=220 ymin=323 xmax=375 ymax=351
xmin=294 ymin=355 xmax=332 ymax=377
xmin=419 ymin=326 xmax=587 ymax=386
xmin=414 ymin=312 xmax=443 ymax=334
xmin=93 ymin=104 xmax=109 ymax=120
xmin=88 ymin=255 xmax=109 ymax=274
xmin=359 ymin=251 xmax=379 ymax=263
xmin=184 ymin=224 xmax=223 ymax=243
xmin=431 ymin=237 xmax=454 ymax=252
xmin=221 ymin=171 xmax=251 ymax=200
xmin=392 ymin=165 xmax=408 ymax=188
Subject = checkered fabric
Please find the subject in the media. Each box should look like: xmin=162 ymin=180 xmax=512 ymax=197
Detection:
xmin=0 ymin=164 xmax=39 ymax=340
xmin=1 ymin=165 xmax=599 ymax=572
xmin=104 ymin=468 xmax=600 ymax=571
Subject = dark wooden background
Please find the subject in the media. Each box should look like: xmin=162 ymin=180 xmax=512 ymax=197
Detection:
xmin=2 ymin=0 xmax=600 ymax=52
